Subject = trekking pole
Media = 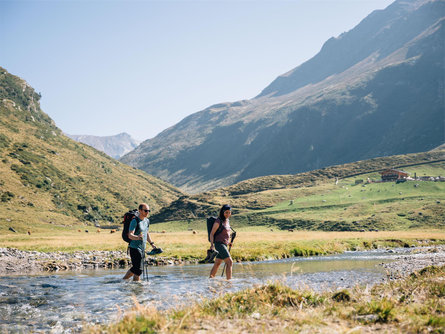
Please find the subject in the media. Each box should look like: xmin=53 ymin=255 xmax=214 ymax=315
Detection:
xmin=221 ymin=228 xmax=237 ymax=277
xmin=143 ymin=250 xmax=148 ymax=281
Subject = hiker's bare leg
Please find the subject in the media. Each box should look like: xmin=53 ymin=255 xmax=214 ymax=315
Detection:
xmin=224 ymin=257 xmax=233 ymax=280
xmin=209 ymin=258 xmax=223 ymax=278
xmin=123 ymin=269 xmax=134 ymax=280
xmin=133 ymin=274 xmax=141 ymax=282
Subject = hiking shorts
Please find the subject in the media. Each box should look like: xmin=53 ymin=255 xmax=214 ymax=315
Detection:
xmin=129 ymin=247 xmax=143 ymax=276
xmin=215 ymin=242 xmax=230 ymax=260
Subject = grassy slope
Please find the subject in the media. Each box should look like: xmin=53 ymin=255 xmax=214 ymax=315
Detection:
xmin=253 ymin=164 xmax=445 ymax=231
xmin=0 ymin=67 xmax=184 ymax=234
xmin=151 ymin=158 xmax=445 ymax=232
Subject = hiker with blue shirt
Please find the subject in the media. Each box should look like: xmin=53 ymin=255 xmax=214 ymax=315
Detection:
xmin=122 ymin=203 xmax=157 ymax=281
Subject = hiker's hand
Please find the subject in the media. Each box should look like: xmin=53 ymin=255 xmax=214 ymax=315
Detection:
xmin=210 ymin=245 xmax=215 ymax=251
xmin=228 ymin=242 xmax=232 ymax=247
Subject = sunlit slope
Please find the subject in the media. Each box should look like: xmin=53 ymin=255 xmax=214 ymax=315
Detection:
xmin=254 ymin=166 xmax=445 ymax=231
xmin=0 ymin=67 xmax=184 ymax=233
xmin=151 ymin=155 xmax=445 ymax=231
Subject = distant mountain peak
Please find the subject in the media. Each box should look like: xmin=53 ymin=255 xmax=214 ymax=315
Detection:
xmin=66 ymin=133 xmax=140 ymax=159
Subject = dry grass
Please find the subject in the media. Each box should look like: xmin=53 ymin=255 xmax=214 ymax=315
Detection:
xmin=90 ymin=266 xmax=445 ymax=333
xmin=1 ymin=229 xmax=444 ymax=259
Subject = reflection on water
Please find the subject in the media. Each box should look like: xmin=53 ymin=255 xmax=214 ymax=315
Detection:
xmin=0 ymin=249 xmax=399 ymax=333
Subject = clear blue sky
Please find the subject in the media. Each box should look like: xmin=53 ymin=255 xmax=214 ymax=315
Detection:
xmin=1 ymin=0 xmax=394 ymax=141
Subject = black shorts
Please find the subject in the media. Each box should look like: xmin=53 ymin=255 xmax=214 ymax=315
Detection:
xmin=215 ymin=242 xmax=230 ymax=260
xmin=129 ymin=247 xmax=143 ymax=276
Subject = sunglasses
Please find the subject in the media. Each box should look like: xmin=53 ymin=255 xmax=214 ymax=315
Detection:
xmin=142 ymin=209 xmax=150 ymax=213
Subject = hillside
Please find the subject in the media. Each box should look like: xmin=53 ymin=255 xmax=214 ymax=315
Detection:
xmin=121 ymin=0 xmax=445 ymax=193
xmin=66 ymin=132 xmax=139 ymax=159
xmin=0 ymin=67 xmax=184 ymax=233
xmin=150 ymin=150 xmax=445 ymax=231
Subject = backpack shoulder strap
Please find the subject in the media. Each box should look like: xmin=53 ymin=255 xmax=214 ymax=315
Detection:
xmin=134 ymin=216 xmax=141 ymax=233
xmin=214 ymin=218 xmax=224 ymax=235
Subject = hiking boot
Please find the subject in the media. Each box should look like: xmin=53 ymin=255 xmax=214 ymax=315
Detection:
xmin=203 ymin=249 xmax=218 ymax=263
xmin=147 ymin=247 xmax=163 ymax=255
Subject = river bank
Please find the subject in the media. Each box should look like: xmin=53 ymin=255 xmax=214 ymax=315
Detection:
xmin=0 ymin=248 xmax=190 ymax=275
xmin=1 ymin=244 xmax=444 ymax=276
xmin=380 ymin=244 xmax=445 ymax=278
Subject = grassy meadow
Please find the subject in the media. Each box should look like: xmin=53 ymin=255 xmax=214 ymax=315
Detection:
xmin=1 ymin=225 xmax=444 ymax=261
xmin=224 ymin=162 xmax=445 ymax=232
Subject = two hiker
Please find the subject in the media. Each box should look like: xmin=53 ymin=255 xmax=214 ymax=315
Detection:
xmin=122 ymin=203 xmax=235 ymax=281
xmin=122 ymin=203 xmax=157 ymax=281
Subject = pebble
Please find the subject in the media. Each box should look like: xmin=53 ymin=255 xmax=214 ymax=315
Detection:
xmin=380 ymin=245 xmax=445 ymax=279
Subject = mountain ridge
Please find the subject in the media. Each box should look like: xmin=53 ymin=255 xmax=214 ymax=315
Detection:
xmin=121 ymin=0 xmax=444 ymax=193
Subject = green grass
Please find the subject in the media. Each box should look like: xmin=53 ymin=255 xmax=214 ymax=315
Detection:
xmin=253 ymin=178 xmax=445 ymax=230
xmin=153 ymin=170 xmax=445 ymax=233
xmin=150 ymin=159 xmax=445 ymax=233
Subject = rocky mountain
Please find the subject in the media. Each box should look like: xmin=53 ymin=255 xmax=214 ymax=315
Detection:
xmin=121 ymin=0 xmax=445 ymax=194
xmin=0 ymin=67 xmax=184 ymax=230
xmin=66 ymin=132 xmax=139 ymax=159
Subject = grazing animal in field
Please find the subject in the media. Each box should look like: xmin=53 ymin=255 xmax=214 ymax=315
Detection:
xmin=78 ymin=229 xmax=81 ymax=232
xmin=288 ymin=229 xmax=294 ymax=232
xmin=85 ymin=230 xmax=89 ymax=233
xmin=110 ymin=229 xmax=116 ymax=234
xmin=161 ymin=230 xmax=166 ymax=233
xmin=192 ymin=230 xmax=197 ymax=234
xmin=27 ymin=231 xmax=31 ymax=235
xmin=97 ymin=229 xmax=101 ymax=233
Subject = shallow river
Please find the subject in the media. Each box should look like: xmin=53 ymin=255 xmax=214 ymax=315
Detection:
xmin=0 ymin=249 xmax=409 ymax=333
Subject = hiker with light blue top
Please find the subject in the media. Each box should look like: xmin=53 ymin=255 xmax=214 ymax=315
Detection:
xmin=122 ymin=203 xmax=157 ymax=281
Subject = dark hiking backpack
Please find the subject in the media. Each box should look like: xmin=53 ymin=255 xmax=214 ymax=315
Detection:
xmin=207 ymin=216 xmax=224 ymax=242
xmin=121 ymin=209 xmax=141 ymax=243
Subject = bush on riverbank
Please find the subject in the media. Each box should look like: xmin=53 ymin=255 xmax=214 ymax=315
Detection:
xmin=90 ymin=265 xmax=445 ymax=333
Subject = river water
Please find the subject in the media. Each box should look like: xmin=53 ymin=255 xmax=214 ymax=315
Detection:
xmin=0 ymin=249 xmax=407 ymax=333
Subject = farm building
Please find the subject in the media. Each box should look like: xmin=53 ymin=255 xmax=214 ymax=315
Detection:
xmin=379 ymin=169 xmax=409 ymax=182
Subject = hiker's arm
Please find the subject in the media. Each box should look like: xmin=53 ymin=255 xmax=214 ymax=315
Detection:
xmin=128 ymin=229 xmax=143 ymax=241
xmin=209 ymin=223 xmax=220 ymax=249
xmin=128 ymin=219 xmax=143 ymax=240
